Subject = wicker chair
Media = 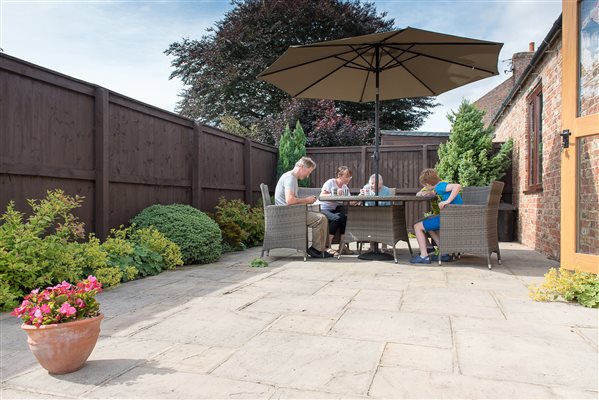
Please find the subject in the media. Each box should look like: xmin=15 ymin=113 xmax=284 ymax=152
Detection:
xmin=438 ymin=181 xmax=504 ymax=269
xmin=260 ymin=183 xmax=308 ymax=261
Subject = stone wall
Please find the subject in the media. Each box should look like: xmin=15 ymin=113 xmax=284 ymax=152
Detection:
xmin=493 ymin=39 xmax=563 ymax=260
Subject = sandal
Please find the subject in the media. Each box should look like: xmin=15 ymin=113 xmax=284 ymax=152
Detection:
xmin=326 ymin=248 xmax=340 ymax=257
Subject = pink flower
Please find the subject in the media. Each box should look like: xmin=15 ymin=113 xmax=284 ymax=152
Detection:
xmin=59 ymin=302 xmax=76 ymax=316
xmin=14 ymin=276 xmax=101 ymax=326
xmin=33 ymin=307 xmax=43 ymax=319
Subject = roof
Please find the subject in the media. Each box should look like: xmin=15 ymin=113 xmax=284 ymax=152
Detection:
xmin=381 ymin=130 xmax=450 ymax=137
xmin=490 ymin=14 xmax=562 ymax=126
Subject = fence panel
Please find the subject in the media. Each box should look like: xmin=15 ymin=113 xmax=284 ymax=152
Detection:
xmin=0 ymin=53 xmax=278 ymax=238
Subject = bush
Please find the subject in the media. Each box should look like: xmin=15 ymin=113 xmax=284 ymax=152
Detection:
xmin=213 ymin=198 xmax=264 ymax=250
xmin=0 ymin=190 xmax=85 ymax=310
xmin=130 ymin=204 xmax=222 ymax=264
xmin=437 ymin=100 xmax=513 ymax=186
xmin=130 ymin=227 xmax=183 ymax=270
xmin=529 ymin=267 xmax=599 ymax=308
xmin=277 ymin=121 xmax=309 ymax=186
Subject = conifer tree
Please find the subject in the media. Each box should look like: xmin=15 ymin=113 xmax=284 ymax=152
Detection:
xmin=437 ymin=100 xmax=513 ymax=186
xmin=276 ymin=121 xmax=309 ymax=186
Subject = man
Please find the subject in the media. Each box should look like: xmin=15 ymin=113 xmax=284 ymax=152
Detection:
xmin=275 ymin=157 xmax=333 ymax=258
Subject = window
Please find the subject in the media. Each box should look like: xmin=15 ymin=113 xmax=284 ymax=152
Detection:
xmin=527 ymin=84 xmax=543 ymax=192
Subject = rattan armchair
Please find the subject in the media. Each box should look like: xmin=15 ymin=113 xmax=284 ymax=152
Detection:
xmin=260 ymin=183 xmax=308 ymax=261
xmin=438 ymin=181 xmax=505 ymax=269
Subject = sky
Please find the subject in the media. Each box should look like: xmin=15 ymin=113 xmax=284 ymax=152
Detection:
xmin=0 ymin=0 xmax=563 ymax=132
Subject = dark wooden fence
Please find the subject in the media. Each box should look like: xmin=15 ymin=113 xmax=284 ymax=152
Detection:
xmin=1 ymin=53 xmax=512 ymax=240
xmin=0 ymin=53 xmax=278 ymax=239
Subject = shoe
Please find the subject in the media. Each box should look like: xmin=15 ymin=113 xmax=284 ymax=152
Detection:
xmin=340 ymin=244 xmax=354 ymax=255
xmin=410 ymin=255 xmax=431 ymax=264
xmin=430 ymin=254 xmax=452 ymax=262
xmin=307 ymin=247 xmax=333 ymax=258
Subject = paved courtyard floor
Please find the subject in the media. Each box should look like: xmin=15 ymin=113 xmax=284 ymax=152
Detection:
xmin=1 ymin=241 xmax=597 ymax=399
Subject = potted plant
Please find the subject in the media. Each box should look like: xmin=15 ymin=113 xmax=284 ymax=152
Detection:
xmin=11 ymin=275 xmax=103 ymax=374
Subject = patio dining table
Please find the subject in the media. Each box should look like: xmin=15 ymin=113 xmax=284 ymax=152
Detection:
xmin=318 ymin=194 xmax=433 ymax=262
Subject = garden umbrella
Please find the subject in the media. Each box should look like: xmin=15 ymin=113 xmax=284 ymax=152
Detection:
xmin=258 ymin=27 xmax=503 ymax=193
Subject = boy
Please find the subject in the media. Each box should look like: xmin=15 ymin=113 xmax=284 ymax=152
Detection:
xmin=410 ymin=168 xmax=462 ymax=264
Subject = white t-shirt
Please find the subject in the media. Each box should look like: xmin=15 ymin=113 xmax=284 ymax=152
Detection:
xmin=316 ymin=178 xmax=349 ymax=211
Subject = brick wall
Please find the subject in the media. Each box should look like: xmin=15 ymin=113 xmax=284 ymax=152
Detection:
xmin=493 ymin=38 xmax=562 ymax=260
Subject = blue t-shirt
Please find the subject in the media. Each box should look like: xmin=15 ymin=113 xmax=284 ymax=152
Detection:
xmin=434 ymin=181 xmax=463 ymax=204
xmin=363 ymin=184 xmax=392 ymax=206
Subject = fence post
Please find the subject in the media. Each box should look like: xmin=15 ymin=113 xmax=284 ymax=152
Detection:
xmin=94 ymin=87 xmax=109 ymax=240
xmin=361 ymin=146 xmax=367 ymax=183
xmin=244 ymin=138 xmax=253 ymax=204
xmin=192 ymin=123 xmax=203 ymax=210
xmin=422 ymin=144 xmax=428 ymax=169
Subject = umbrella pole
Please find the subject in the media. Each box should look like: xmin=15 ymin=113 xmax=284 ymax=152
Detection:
xmin=374 ymin=45 xmax=380 ymax=197
xmin=357 ymin=44 xmax=393 ymax=262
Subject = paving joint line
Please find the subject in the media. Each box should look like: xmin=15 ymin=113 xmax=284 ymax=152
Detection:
xmin=489 ymin=290 xmax=508 ymax=319
xmin=366 ymin=341 xmax=387 ymax=397
xmin=449 ymin=316 xmax=462 ymax=375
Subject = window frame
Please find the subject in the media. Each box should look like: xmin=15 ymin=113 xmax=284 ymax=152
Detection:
xmin=525 ymin=83 xmax=543 ymax=193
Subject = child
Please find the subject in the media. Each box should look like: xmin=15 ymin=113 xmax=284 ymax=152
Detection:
xmin=410 ymin=168 xmax=462 ymax=264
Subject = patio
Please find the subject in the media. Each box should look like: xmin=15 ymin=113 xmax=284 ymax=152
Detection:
xmin=1 ymin=241 xmax=597 ymax=399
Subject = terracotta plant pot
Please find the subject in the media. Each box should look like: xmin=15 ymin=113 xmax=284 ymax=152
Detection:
xmin=21 ymin=314 xmax=103 ymax=374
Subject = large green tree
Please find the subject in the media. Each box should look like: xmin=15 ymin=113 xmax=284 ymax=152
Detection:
xmin=166 ymin=0 xmax=437 ymax=138
xmin=437 ymin=100 xmax=513 ymax=186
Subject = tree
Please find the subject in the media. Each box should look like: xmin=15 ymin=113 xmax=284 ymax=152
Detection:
xmin=218 ymin=114 xmax=260 ymax=141
xmin=277 ymin=121 xmax=309 ymax=186
xmin=437 ymin=100 xmax=513 ymax=186
xmin=257 ymin=98 xmax=372 ymax=146
xmin=165 ymin=0 xmax=436 ymax=136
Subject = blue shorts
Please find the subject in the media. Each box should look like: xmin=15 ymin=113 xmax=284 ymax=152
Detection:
xmin=422 ymin=215 xmax=440 ymax=231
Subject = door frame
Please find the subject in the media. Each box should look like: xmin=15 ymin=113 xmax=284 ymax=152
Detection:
xmin=561 ymin=0 xmax=599 ymax=273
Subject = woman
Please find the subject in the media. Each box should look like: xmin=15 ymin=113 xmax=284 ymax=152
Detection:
xmin=317 ymin=166 xmax=353 ymax=256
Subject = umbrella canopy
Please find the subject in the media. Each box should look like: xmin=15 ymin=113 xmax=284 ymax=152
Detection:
xmin=258 ymin=27 xmax=503 ymax=192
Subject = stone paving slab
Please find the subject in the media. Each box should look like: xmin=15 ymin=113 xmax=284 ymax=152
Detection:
xmin=212 ymin=331 xmax=383 ymax=396
xmin=1 ymin=242 xmax=598 ymax=399
xmin=380 ymin=343 xmax=453 ymax=374
xmin=329 ymin=308 xmax=452 ymax=349
xmin=131 ymin=307 xmax=278 ymax=347
xmin=86 ymin=366 xmax=274 ymax=399
xmin=368 ymin=366 xmax=556 ymax=398
xmin=400 ymin=286 xmax=505 ymax=319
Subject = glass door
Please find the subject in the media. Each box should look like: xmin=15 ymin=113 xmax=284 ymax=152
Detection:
xmin=561 ymin=0 xmax=599 ymax=273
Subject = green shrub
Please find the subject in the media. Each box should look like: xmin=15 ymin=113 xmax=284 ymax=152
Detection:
xmin=130 ymin=204 xmax=221 ymax=264
xmin=437 ymin=100 xmax=513 ymax=186
xmin=101 ymin=228 xmax=138 ymax=282
xmin=0 ymin=190 xmax=85 ymax=311
xmin=93 ymin=266 xmax=123 ymax=288
xmin=130 ymin=227 xmax=183 ymax=270
xmin=250 ymin=258 xmax=268 ymax=268
xmin=277 ymin=121 xmax=309 ymax=186
xmin=213 ymin=198 xmax=264 ymax=250
xmin=529 ymin=267 xmax=599 ymax=308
